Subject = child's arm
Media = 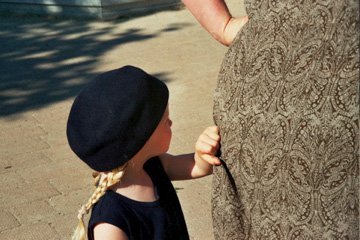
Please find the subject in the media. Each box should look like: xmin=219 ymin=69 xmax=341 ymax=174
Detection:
xmin=93 ymin=223 xmax=128 ymax=240
xmin=160 ymin=126 xmax=221 ymax=181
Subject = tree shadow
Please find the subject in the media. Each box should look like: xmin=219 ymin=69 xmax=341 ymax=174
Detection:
xmin=0 ymin=10 xmax=192 ymax=117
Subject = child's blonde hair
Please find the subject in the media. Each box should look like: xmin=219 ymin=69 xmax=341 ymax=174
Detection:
xmin=71 ymin=163 xmax=128 ymax=240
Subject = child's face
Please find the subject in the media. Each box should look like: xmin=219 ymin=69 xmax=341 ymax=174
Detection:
xmin=148 ymin=105 xmax=172 ymax=155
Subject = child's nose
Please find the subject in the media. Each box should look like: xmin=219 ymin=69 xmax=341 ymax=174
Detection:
xmin=168 ymin=119 xmax=173 ymax=127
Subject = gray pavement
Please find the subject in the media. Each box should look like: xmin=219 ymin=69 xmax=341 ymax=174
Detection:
xmin=0 ymin=1 xmax=246 ymax=239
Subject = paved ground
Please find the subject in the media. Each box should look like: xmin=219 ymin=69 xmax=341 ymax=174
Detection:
xmin=0 ymin=1 xmax=246 ymax=239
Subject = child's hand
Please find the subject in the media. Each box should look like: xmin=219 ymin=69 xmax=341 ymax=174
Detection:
xmin=195 ymin=126 xmax=221 ymax=166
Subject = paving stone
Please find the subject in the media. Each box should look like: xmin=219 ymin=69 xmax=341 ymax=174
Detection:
xmin=37 ymin=121 xmax=67 ymax=138
xmin=0 ymin=115 xmax=40 ymax=130
xmin=0 ymin=210 xmax=20 ymax=232
xmin=0 ymin=159 xmax=13 ymax=174
xmin=17 ymin=159 xmax=89 ymax=184
xmin=31 ymin=102 xmax=70 ymax=123
xmin=50 ymin=214 xmax=76 ymax=240
xmin=174 ymin=176 xmax=214 ymax=240
xmin=0 ymin=171 xmax=26 ymax=191
xmin=50 ymin=213 xmax=90 ymax=240
xmin=0 ymin=151 xmax=51 ymax=173
xmin=0 ymin=181 xmax=60 ymax=208
xmin=0 ymin=222 xmax=59 ymax=240
xmin=41 ymin=145 xmax=76 ymax=162
xmin=0 ymin=136 xmax=50 ymax=156
xmin=0 ymin=125 xmax=47 ymax=139
xmin=41 ymin=132 xmax=68 ymax=147
xmin=49 ymin=188 xmax=94 ymax=216
xmin=50 ymin=172 xmax=93 ymax=194
xmin=9 ymin=200 xmax=59 ymax=224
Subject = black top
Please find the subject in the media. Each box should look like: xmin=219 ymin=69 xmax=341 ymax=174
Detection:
xmin=88 ymin=157 xmax=189 ymax=240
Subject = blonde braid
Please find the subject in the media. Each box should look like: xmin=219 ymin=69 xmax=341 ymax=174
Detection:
xmin=71 ymin=163 xmax=128 ymax=240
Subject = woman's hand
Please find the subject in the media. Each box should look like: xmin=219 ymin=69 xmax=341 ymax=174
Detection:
xmin=222 ymin=16 xmax=248 ymax=46
xmin=182 ymin=0 xmax=248 ymax=46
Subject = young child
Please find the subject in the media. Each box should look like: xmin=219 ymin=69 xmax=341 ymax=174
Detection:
xmin=67 ymin=66 xmax=221 ymax=240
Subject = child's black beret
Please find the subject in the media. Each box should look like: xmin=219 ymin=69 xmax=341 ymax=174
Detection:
xmin=66 ymin=66 xmax=169 ymax=171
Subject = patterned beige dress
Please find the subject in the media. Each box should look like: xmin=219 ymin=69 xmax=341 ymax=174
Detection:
xmin=212 ymin=0 xmax=359 ymax=239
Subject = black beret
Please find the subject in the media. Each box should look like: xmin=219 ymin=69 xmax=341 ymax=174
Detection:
xmin=66 ymin=66 xmax=169 ymax=171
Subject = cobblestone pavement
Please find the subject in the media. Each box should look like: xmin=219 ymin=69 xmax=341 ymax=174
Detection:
xmin=0 ymin=1 xmax=246 ymax=239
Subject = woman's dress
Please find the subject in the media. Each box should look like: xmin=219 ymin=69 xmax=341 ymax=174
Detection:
xmin=212 ymin=0 xmax=359 ymax=239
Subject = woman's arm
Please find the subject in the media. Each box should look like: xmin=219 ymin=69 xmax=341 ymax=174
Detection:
xmin=182 ymin=0 xmax=248 ymax=46
xmin=160 ymin=126 xmax=221 ymax=180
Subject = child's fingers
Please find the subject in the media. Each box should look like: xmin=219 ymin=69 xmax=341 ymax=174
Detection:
xmin=198 ymin=134 xmax=219 ymax=149
xmin=204 ymin=126 xmax=221 ymax=141
xmin=204 ymin=131 xmax=221 ymax=143
xmin=195 ymin=125 xmax=222 ymax=166
xmin=196 ymin=138 xmax=219 ymax=155
xmin=200 ymin=153 xmax=221 ymax=165
xmin=196 ymin=140 xmax=213 ymax=154
xmin=206 ymin=125 xmax=219 ymax=133
xmin=204 ymin=125 xmax=220 ymax=134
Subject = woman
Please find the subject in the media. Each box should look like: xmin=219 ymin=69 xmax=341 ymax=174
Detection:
xmin=183 ymin=0 xmax=359 ymax=239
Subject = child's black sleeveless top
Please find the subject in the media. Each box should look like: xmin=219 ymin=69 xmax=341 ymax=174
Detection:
xmin=87 ymin=157 xmax=189 ymax=240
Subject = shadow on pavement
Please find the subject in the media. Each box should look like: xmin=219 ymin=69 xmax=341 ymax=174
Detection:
xmin=0 ymin=13 xmax=191 ymax=117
